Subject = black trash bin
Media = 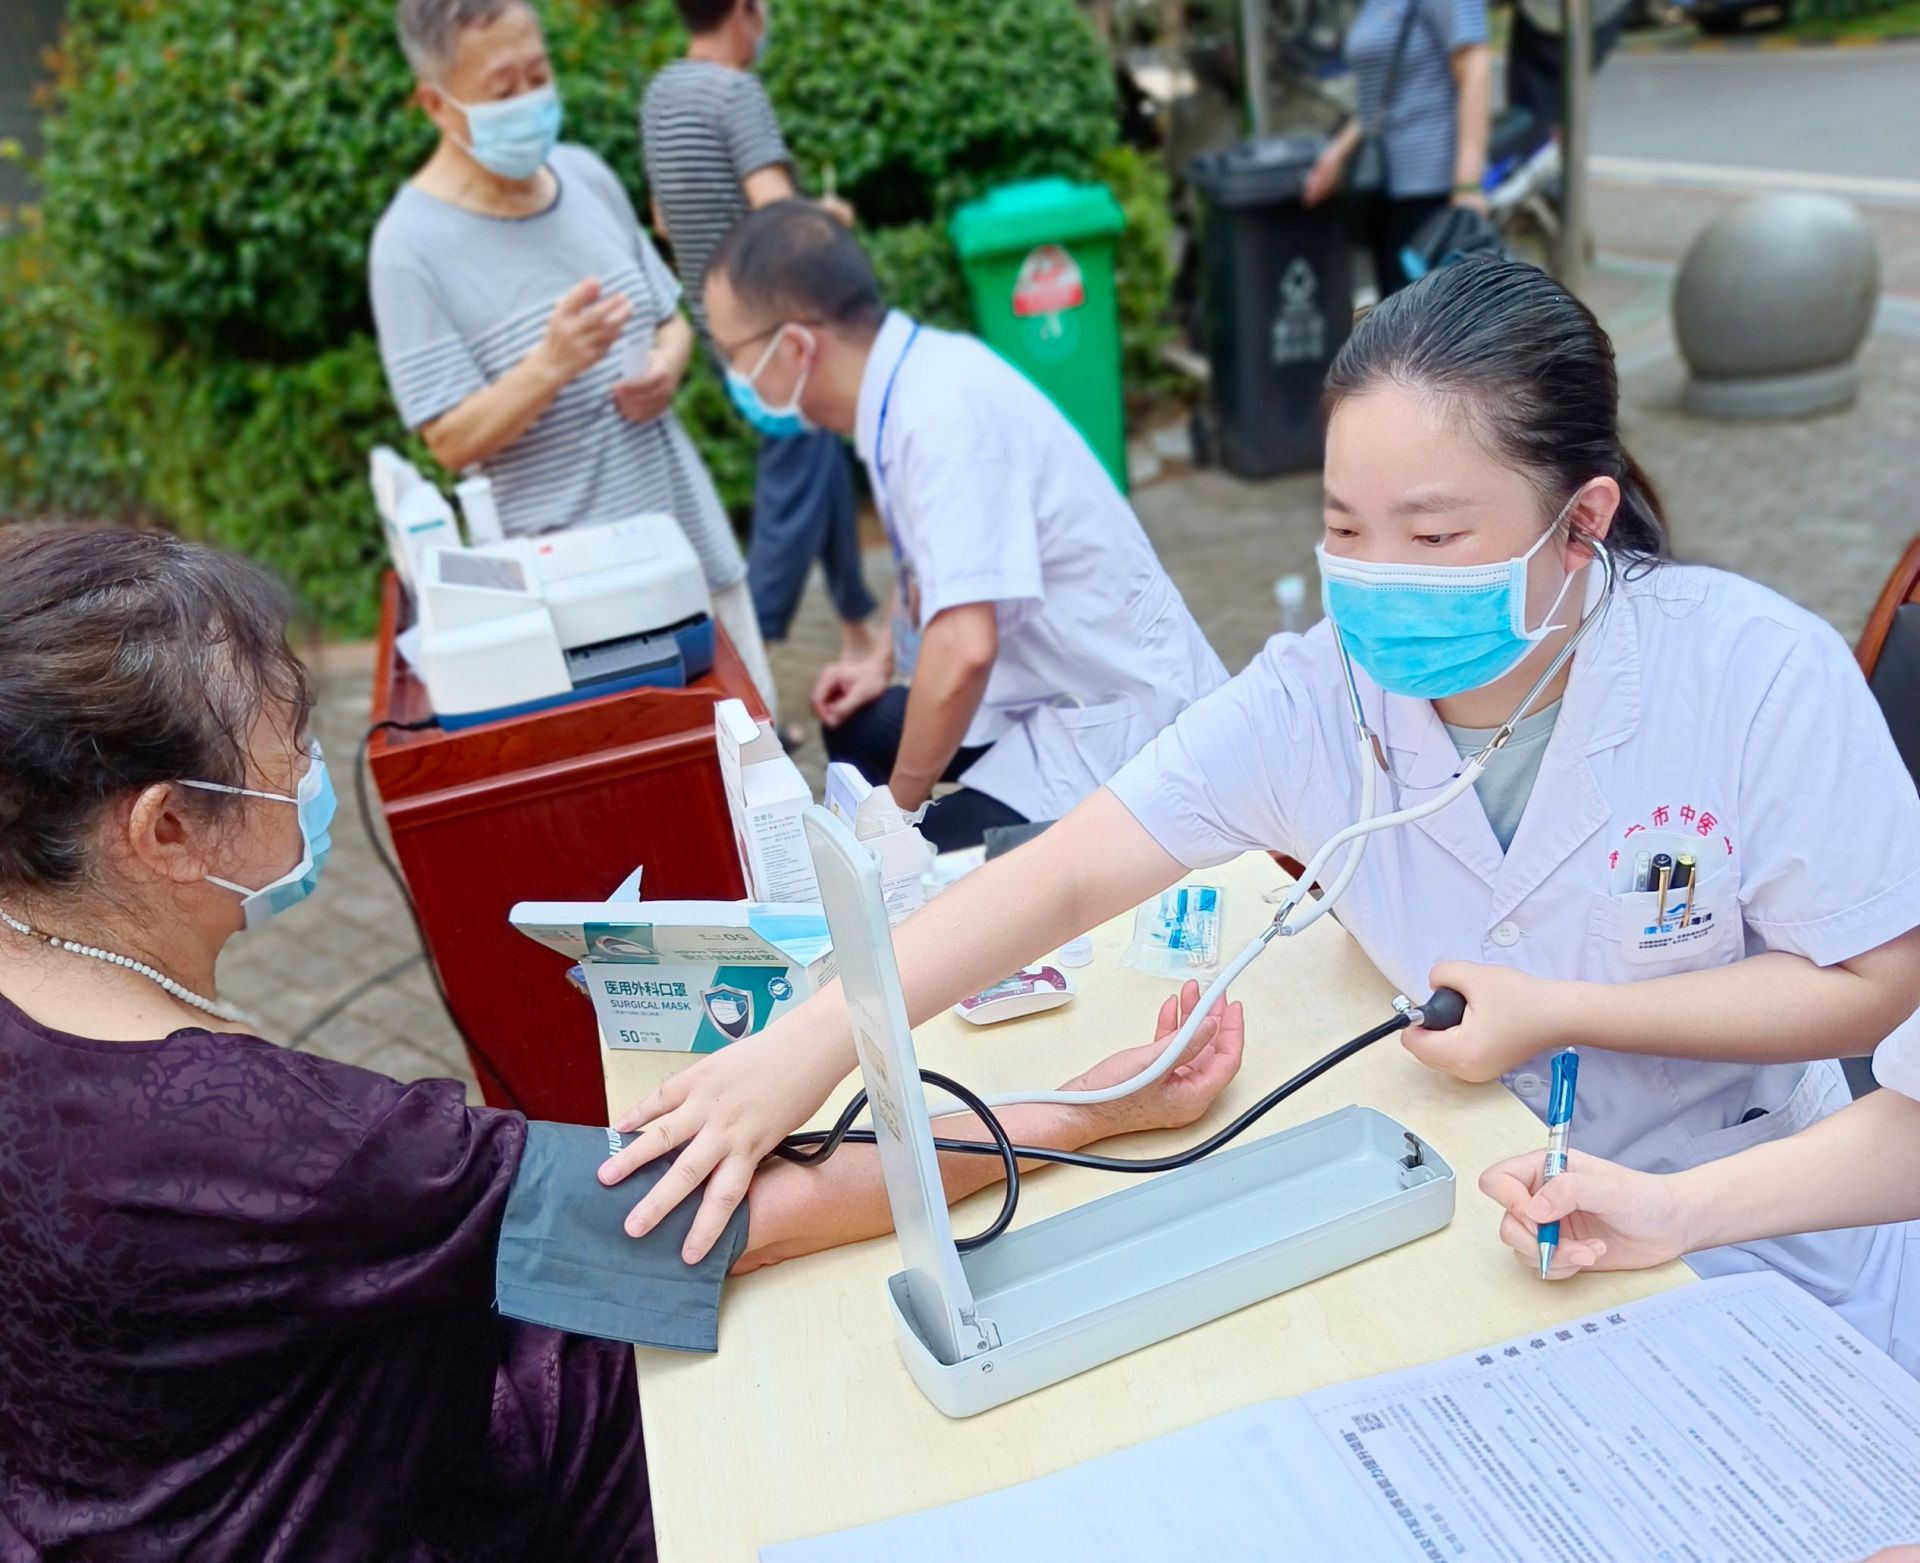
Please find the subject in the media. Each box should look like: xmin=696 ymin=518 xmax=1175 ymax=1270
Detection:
xmin=1187 ymin=135 xmax=1353 ymax=479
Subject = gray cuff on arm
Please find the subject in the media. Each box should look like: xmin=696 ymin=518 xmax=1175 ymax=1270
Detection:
xmin=496 ymin=1121 xmax=751 ymax=1353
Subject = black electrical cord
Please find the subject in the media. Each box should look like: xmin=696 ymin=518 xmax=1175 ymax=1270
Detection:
xmin=777 ymin=1069 xmax=1024 ymax=1252
xmin=774 ymin=990 xmax=1467 ymax=1248
xmin=353 ymin=718 xmax=527 ymax=1113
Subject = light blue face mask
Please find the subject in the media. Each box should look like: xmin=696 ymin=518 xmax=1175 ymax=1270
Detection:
xmin=1316 ymin=511 xmax=1580 ymax=701
xmin=183 ymin=740 xmax=336 ymax=931
xmin=726 ymin=326 xmax=815 ymax=437
xmin=442 ymin=82 xmax=564 ymax=181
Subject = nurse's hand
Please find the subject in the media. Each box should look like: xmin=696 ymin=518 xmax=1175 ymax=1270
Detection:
xmin=602 ymin=1024 xmax=852 ymax=1261
xmin=1478 ymin=1148 xmax=1696 ymax=1278
xmin=1402 ymin=961 xmax=1561 ymax=1083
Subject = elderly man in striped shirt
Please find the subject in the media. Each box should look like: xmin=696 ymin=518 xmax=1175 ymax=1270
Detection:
xmin=642 ymin=0 xmax=880 ymax=714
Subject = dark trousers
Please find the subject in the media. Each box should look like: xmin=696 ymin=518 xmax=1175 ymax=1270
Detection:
xmin=1506 ymin=8 xmax=1625 ymax=133
xmin=822 ymin=686 xmax=1028 ymax=853
xmin=1371 ymin=194 xmax=1450 ymax=296
xmin=748 ymin=427 xmax=877 ymax=640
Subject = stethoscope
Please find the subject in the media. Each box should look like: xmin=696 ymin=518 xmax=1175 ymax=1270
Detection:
xmin=915 ymin=535 xmax=1620 ymax=1120
xmin=779 ymin=510 xmax=1620 ymax=1248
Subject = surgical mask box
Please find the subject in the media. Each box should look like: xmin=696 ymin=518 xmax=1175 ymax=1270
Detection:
xmin=824 ymin=762 xmax=936 ymax=925
xmin=716 ymin=698 xmax=821 ymax=905
xmin=509 ymin=896 xmax=835 ymax=1052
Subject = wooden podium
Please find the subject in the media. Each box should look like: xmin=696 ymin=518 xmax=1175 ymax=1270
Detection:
xmin=367 ymin=575 xmax=765 ymax=1124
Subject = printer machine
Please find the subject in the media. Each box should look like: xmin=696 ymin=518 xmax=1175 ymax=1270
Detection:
xmin=414 ymin=518 xmax=715 ymax=729
xmin=369 ymin=449 xmax=716 ymax=729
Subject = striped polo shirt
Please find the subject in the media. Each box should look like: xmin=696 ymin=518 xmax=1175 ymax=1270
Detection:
xmin=1347 ymin=0 xmax=1489 ymax=200
xmin=368 ymin=143 xmax=743 ymax=585
xmin=640 ymin=60 xmax=791 ymax=346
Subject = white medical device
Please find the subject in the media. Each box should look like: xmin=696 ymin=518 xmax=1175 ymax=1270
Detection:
xmin=804 ymin=806 xmax=1456 ymax=1418
xmin=370 ymin=446 xmax=458 ymax=594
xmin=413 ymin=513 xmax=715 ymax=729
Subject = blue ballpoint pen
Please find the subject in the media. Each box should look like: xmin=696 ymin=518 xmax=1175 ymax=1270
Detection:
xmin=1537 ymin=1048 xmax=1581 ymax=1279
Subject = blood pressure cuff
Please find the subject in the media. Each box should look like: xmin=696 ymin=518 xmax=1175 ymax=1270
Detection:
xmin=495 ymin=1121 xmax=750 ymax=1353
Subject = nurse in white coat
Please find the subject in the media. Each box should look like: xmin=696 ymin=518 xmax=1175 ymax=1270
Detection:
xmin=701 ymin=200 xmax=1226 ymax=851
xmin=603 ymin=257 xmax=1920 ymax=1369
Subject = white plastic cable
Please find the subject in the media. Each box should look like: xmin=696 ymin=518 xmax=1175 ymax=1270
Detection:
xmin=1267 ymin=743 xmax=1486 ymax=942
xmin=916 ymin=738 xmax=1485 ymax=1118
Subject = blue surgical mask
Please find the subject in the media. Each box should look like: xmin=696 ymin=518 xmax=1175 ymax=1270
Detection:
xmin=441 ymin=82 xmax=563 ymax=181
xmin=753 ymin=0 xmax=771 ymax=62
xmin=1316 ymin=516 xmax=1580 ymax=701
xmin=726 ymin=326 xmax=815 ymax=436
xmin=183 ymin=740 xmax=336 ymax=931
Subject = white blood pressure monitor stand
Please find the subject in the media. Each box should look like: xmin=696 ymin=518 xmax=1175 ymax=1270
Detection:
xmin=804 ymin=808 xmax=1455 ymax=1419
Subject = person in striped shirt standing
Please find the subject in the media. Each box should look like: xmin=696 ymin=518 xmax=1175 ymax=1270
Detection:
xmin=642 ymin=0 xmax=880 ymax=717
xmin=368 ymin=0 xmax=778 ymax=711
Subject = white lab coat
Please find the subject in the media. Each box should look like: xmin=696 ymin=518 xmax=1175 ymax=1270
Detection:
xmin=853 ymin=311 xmax=1226 ymax=823
xmin=1110 ymin=562 xmax=1920 ymax=1371
xmin=1878 ymin=1022 xmax=1920 ymax=1100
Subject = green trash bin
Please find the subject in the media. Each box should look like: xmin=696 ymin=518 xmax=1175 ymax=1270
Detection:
xmin=949 ymin=177 xmax=1128 ymax=491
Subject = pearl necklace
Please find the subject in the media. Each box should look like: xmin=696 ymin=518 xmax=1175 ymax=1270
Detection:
xmin=0 ymin=906 xmax=248 ymax=1024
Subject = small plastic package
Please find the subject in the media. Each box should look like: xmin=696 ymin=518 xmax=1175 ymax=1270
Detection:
xmin=1123 ymin=885 xmax=1225 ymax=981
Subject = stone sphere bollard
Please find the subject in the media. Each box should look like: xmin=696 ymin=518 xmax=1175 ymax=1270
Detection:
xmin=1673 ymin=193 xmax=1879 ymax=420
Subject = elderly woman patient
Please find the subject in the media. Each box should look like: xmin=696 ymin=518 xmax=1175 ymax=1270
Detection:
xmin=0 ymin=525 xmax=1245 ymax=1561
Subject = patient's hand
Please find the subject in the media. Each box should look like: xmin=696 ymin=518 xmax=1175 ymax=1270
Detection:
xmin=730 ymin=982 xmax=1244 ymax=1275
xmin=1058 ymin=980 xmax=1245 ymax=1141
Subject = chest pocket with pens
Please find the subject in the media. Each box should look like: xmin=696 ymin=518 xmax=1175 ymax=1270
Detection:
xmin=1601 ymin=833 xmax=1734 ymax=966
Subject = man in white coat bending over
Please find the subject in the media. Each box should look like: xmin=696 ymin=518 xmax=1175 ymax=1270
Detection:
xmin=703 ymin=200 xmax=1227 ymax=850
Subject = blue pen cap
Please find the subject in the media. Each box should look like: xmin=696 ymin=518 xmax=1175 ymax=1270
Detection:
xmin=1547 ymin=1048 xmax=1580 ymax=1127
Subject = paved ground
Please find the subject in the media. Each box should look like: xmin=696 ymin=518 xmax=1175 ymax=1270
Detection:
xmin=242 ymin=250 xmax=1920 ymax=1104
xmin=1592 ymin=45 xmax=1920 ymax=184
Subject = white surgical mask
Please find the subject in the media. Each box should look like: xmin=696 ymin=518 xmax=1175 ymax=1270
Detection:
xmin=181 ymin=740 xmax=336 ymax=932
xmin=438 ymin=82 xmax=564 ymax=181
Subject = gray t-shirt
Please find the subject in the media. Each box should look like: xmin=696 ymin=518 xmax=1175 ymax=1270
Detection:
xmin=641 ymin=61 xmax=791 ymax=344
xmin=1443 ymin=698 xmax=1562 ymax=852
xmin=368 ymin=143 xmax=743 ymax=586
xmin=1347 ymin=0 xmax=1489 ymax=199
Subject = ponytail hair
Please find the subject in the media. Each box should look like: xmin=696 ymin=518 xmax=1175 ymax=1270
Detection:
xmin=1325 ymin=257 xmax=1669 ymax=568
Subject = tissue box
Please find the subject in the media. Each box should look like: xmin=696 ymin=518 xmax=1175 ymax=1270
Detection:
xmin=510 ymin=896 xmax=835 ymax=1052
xmin=716 ymin=698 xmax=820 ymax=904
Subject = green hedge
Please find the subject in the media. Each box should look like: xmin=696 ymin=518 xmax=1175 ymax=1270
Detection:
xmin=6 ymin=0 xmax=1178 ymax=635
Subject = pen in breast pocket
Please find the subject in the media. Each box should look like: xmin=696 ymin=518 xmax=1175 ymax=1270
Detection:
xmin=1632 ymin=850 xmax=1651 ymax=892
xmin=1676 ymin=853 xmax=1697 ymax=929
xmin=1651 ymin=854 xmax=1673 ymax=926
xmin=1537 ymin=1048 xmax=1581 ymax=1279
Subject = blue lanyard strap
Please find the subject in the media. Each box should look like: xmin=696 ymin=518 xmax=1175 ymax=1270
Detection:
xmin=872 ymin=322 xmax=922 ymax=563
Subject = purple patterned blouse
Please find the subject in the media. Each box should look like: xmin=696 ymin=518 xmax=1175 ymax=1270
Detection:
xmin=0 ymin=989 xmax=651 ymax=1562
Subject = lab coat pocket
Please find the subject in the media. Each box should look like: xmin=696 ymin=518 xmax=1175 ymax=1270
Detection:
xmin=1588 ymin=867 xmax=1734 ymax=968
xmin=1025 ymin=695 xmax=1156 ymax=811
xmin=1678 ymin=1060 xmax=1848 ymax=1164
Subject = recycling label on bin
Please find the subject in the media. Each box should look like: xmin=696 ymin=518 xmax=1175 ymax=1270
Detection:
xmin=1012 ymin=244 xmax=1086 ymax=317
xmin=1271 ymin=256 xmax=1325 ymax=367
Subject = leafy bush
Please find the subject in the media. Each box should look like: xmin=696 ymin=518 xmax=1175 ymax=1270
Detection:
xmin=41 ymin=0 xmax=673 ymax=359
xmin=118 ymin=336 xmax=406 ymax=639
xmin=1099 ymin=144 xmax=1178 ymax=396
xmin=759 ymin=0 xmax=1116 ymax=224
xmin=0 ymin=225 xmax=140 ymax=519
xmin=13 ymin=0 xmax=1175 ymax=634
